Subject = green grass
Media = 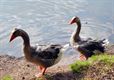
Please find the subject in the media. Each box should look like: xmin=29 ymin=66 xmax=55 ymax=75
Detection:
xmin=1 ymin=75 xmax=13 ymax=80
xmin=71 ymin=54 xmax=114 ymax=73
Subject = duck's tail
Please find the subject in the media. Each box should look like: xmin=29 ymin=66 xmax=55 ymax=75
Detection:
xmin=100 ymin=39 xmax=109 ymax=47
xmin=61 ymin=43 xmax=70 ymax=52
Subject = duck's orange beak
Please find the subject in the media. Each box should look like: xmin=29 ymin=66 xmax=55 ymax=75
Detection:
xmin=9 ymin=34 xmax=15 ymax=42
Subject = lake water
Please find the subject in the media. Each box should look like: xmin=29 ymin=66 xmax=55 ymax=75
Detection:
xmin=0 ymin=0 xmax=114 ymax=57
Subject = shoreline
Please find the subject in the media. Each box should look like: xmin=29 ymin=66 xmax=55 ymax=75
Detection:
xmin=0 ymin=54 xmax=78 ymax=80
xmin=0 ymin=45 xmax=114 ymax=80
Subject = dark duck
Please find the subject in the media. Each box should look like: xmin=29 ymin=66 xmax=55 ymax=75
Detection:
xmin=9 ymin=28 xmax=69 ymax=77
xmin=69 ymin=16 xmax=109 ymax=61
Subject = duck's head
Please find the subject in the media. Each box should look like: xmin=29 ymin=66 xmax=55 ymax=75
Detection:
xmin=69 ymin=16 xmax=80 ymax=24
xmin=9 ymin=28 xmax=23 ymax=42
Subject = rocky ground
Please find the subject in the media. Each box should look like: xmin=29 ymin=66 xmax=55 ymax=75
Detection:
xmin=0 ymin=45 xmax=114 ymax=80
xmin=0 ymin=54 xmax=78 ymax=80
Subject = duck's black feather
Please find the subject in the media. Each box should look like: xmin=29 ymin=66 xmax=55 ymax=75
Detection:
xmin=31 ymin=44 xmax=62 ymax=59
xmin=77 ymin=40 xmax=105 ymax=57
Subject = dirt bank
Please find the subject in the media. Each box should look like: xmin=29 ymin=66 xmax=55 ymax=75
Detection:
xmin=0 ymin=45 xmax=114 ymax=80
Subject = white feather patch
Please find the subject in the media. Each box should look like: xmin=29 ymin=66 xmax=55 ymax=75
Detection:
xmin=102 ymin=39 xmax=109 ymax=46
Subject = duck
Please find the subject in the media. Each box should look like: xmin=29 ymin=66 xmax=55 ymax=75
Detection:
xmin=9 ymin=28 xmax=69 ymax=77
xmin=69 ymin=16 xmax=109 ymax=60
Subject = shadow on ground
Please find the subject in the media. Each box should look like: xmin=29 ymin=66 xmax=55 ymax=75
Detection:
xmin=30 ymin=71 xmax=85 ymax=80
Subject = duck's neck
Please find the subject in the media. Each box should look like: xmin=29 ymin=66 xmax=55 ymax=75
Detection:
xmin=21 ymin=31 xmax=32 ymax=60
xmin=21 ymin=32 xmax=30 ymax=47
xmin=73 ymin=21 xmax=81 ymax=42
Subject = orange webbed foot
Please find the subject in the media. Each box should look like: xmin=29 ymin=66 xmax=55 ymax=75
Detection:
xmin=35 ymin=73 xmax=43 ymax=78
xmin=79 ymin=54 xmax=87 ymax=61
xmin=35 ymin=73 xmax=47 ymax=80
xmin=35 ymin=66 xmax=47 ymax=78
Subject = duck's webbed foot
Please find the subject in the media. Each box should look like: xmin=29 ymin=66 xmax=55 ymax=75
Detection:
xmin=35 ymin=73 xmax=47 ymax=80
xmin=35 ymin=73 xmax=43 ymax=78
xmin=35 ymin=66 xmax=47 ymax=78
xmin=79 ymin=54 xmax=87 ymax=61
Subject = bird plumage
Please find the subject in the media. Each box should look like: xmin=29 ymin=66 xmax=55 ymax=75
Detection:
xmin=10 ymin=28 xmax=69 ymax=77
xmin=69 ymin=16 xmax=109 ymax=60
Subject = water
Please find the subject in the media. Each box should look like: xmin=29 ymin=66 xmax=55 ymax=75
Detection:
xmin=0 ymin=0 xmax=113 ymax=57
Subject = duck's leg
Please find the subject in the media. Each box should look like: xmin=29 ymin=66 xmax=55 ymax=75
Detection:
xmin=41 ymin=67 xmax=47 ymax=75
xmin=79 ymin=54 xmax=87 ymax=61
xmin=78 ymin=47 xmax=89 ymax=61
xmin=38 ymin=66 xmax=43 ymax=71
xmin=36 ymin=66 xmax=47 ymax=78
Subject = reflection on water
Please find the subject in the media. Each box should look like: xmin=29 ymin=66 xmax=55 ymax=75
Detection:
xmin=0 ymin=0 xmax=113 ymax=57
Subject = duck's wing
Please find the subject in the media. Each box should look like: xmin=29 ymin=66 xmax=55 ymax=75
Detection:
xmin=31 ymin=44 xmax=63 ymax=59
xmin=78 ymin=37 xmax=93 ymax=44
xmin=78 ymin=40 xmax=105 ymax=53
xmin=77 ymin=41 xmax=105 ymax=57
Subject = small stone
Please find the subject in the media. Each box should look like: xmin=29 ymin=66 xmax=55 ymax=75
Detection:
xmin=27 ymin=64 xmax=30 ymax=67
xmin=22 ymin=77 xmax=25 ymax=80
